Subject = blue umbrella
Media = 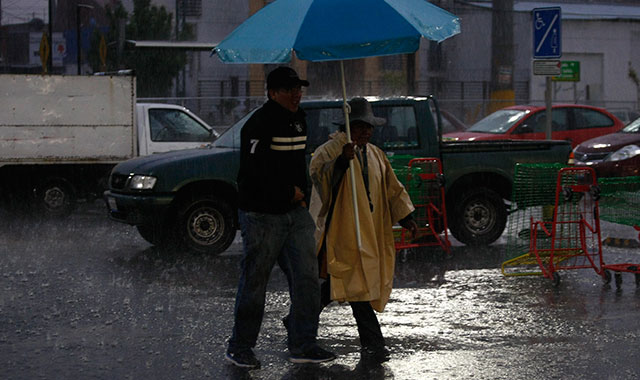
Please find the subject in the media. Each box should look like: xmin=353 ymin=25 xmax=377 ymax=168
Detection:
xmin=213 ymin=0 xmax=460 ymax=248
xmin=214 ymin=0 xmax=460 ymax=63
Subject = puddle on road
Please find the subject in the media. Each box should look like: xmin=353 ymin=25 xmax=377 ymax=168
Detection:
xmin=2 ymin=212 xmax=640 ymax=379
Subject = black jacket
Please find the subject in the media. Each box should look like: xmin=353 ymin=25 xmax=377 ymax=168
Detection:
xmin=237 ymin=99 xmax=308 ymax=214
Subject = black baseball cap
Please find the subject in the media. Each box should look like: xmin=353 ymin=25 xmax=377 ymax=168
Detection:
xmin=267 ymin=66 xmax=310 ymax=90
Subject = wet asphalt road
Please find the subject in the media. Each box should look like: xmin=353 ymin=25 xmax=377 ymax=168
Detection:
xmin=1 ymin=203 xmax=640 ymax=379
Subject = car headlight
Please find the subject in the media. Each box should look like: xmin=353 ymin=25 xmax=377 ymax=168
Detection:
xmin=129 ymin=174 xmax=157 ymax=190
xmin=605 ymin=144 xmax=640 ymax=162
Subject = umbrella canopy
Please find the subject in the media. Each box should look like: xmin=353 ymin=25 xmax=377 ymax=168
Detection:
xmin=213 ymin=0 xmax=460 ymax=249
xmin=214 ymin=0 xmax=460 ymax=63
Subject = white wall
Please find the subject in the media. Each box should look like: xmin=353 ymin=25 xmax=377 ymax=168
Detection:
xmin=529 ymin=19 xmax=640 ymax=108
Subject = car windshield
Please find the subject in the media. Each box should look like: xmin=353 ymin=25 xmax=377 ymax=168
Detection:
xmin=467 ymin=109 xmax=528 ymax=133
xmin=621 ymin=117 xmax=640 ymax=133
xmin=212 ymin=109 xmax=257 ymax=149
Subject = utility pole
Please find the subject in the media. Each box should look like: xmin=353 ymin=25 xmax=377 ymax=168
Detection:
xmin=76 ymin=4 xmax=94 ymax=75
xmin=48 ymin=0 xmax=53 ymax=73
xmin=175 ymin=0 xmax=186 ymax=97
xmin=407 ymin=52 xmax=415 ymax=95
xmin=0 ymin=0 xmax=3 ymax=72
xmin=490 ymin=0 xmax=514 ymax=113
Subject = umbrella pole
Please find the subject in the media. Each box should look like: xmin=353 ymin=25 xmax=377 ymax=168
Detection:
xmin=340 ymin=60 xmax=362 ymax=250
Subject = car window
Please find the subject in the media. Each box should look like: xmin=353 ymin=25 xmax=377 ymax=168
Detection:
xmin=370 ymin=105 xmax=419 ymax=150
xmin=148 ymin=109 xmax=212 ymax=142
xmin=518 ymin=108 xmax=568 ymax=133
xmin=622 ymin=117 xmax=640 ymax=133
xmin=305 ymin=106 xmax=343 ymax=153
xmin=430 ymin=108 xmax=465 ymax=133
xmin=611 ymin=110 xmax=628 ymax=124
xmin=440 ymin=117 xmax=457 ymax=134
xmin=468 ymin=109 xmax=527 ymax=133
xmin=217 ymin=103 xmax=421 ymax=153
xmin=572 ymin=108 xmax=614 ymax=130
xmin=611 ymin=110 xmax=638 ymax=124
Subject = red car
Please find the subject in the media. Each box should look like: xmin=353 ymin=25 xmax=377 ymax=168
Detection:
xmin=573 ymin=117 xmax=640 ymax=177
xmin=443 ymin=104 xmax=625 ymax=148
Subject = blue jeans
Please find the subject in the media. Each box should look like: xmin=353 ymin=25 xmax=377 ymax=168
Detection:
xmin=228 ymin=207 xmax=320 ymax=355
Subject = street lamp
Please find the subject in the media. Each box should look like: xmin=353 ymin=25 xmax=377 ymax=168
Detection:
xmin=76 ymin=3 xmax=94 ymax=75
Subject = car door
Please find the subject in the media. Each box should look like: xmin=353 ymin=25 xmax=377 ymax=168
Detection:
xmin=569 ymin=107 xmax=620 ymax=147
xmin=511 ymin=108 xmax=570 ymax=142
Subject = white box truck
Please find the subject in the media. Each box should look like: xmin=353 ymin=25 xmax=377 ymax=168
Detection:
xmin=0 ymin=73 xmax=218 ymax=217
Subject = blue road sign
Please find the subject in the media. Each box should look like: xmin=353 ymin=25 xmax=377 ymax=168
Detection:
xmin=533 ymin=7 xmax=561 ymax=59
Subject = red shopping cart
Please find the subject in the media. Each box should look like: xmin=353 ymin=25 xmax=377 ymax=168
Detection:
xmin=598 ymin=176 xmax=640 ymax=288
xmin=529 ymin=167 xmax=606 ymax=286
xmin=394 ymin=158 xmax=451 ymax=254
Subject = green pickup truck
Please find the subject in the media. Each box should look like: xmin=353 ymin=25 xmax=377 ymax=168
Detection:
xmin=104 ymin=97 xmax=572 ymax=255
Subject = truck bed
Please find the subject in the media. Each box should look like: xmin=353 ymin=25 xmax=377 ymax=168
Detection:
xmin=0 ymin=75 xmax=136 ymax=163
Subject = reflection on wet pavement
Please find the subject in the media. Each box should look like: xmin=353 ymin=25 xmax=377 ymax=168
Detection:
xmin=1 ymin=206 xmax=639 ymax=379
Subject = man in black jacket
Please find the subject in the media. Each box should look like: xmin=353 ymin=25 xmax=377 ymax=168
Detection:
xmin=226 ymin=67 xmax=335 ymax=369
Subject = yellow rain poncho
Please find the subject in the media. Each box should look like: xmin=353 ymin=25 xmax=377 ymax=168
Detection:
xmin=309 ymin=131 xmax=414 ymax=312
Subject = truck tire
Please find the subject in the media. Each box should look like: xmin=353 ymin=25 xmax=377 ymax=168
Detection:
xmin=34 ymin=178 xmax=77 ymax=218
xmin=177 ymin=195 xmax=235 ymax=255
xmin=136 ymin=225 xmax=161 ymax=245
xmin=449 ymin=187 xmax=506 ymax=246
xmin=135 ymin=221 xmax=180 ymax=251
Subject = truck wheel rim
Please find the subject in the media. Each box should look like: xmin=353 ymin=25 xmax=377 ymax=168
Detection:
xmin=43 ymin=187 xmax=65 ymax=210
xmin=188 ymin=207 xmax=223 ymax=245
xmin=462 ymin=200 xmax=495 ymax=234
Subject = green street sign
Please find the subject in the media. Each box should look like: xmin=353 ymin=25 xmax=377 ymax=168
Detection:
xmin=553 ymin=61 xmax=580 ymax=81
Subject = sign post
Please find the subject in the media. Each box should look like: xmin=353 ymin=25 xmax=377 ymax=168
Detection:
xmin=533 ymin=7 xmax=562 ymax=140
xmin=39 ymin=33 xmax=50 ymax=74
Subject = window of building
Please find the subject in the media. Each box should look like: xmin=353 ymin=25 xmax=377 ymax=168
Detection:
xmin=182 ymin=0 xmax=202 ymax=17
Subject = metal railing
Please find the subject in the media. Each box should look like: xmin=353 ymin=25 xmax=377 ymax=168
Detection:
xmin=140 ymin=79 xmax=639 ymax=132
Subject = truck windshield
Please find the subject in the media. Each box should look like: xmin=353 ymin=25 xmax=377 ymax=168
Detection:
xmin=212 ymin=109 xmax=256 ymax=149
xmin=467 ymin=109 xmax=528 ymax=134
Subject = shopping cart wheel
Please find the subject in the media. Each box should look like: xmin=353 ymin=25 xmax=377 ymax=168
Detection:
xmin=589 ymin=185 xmax=601 ymax=201
xmin=552 ymin=272 xmax=561 ymax=287
xmin=615 ymin=273 xmax=623 ymax=289
xmin=562 ymin=186 xmax=573 ymax=202
xmin=603 ymin=270 xmax=612 ymax=285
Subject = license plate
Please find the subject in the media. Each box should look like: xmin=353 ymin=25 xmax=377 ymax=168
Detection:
xmin=107 ymin=197 xmax=118 ymax=211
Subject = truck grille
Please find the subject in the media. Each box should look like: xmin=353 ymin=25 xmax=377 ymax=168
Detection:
xmin=110 ymin=173 xmax=130 ymax=190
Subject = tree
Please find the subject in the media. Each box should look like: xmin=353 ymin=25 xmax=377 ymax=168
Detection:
xmin=88 ymin=0 xmax=193 ymax=97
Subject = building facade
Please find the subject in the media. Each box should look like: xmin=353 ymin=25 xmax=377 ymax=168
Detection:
xmin=3 ymin=0 xmax=640 ymax=127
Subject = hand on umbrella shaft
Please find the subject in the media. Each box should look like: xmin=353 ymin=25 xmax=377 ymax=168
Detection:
xmin=342 ymin=143 xmax=356 ymax=160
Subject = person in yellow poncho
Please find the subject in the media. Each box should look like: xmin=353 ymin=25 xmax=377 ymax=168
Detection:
xmin=308 ymin=97 xmax=418 ymax=362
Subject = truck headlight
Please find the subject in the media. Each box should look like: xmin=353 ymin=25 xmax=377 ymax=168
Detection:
xmin=605 ymin=144 xmax=640 ymax=162
xmin=129 ymin=175 xmax=157 ymax=190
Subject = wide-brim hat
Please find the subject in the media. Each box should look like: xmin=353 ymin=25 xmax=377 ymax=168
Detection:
xmin=267 ymin=66 xmax=310 ymax=90
xmin=336 ymin=97 xmax=386 ymax=127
